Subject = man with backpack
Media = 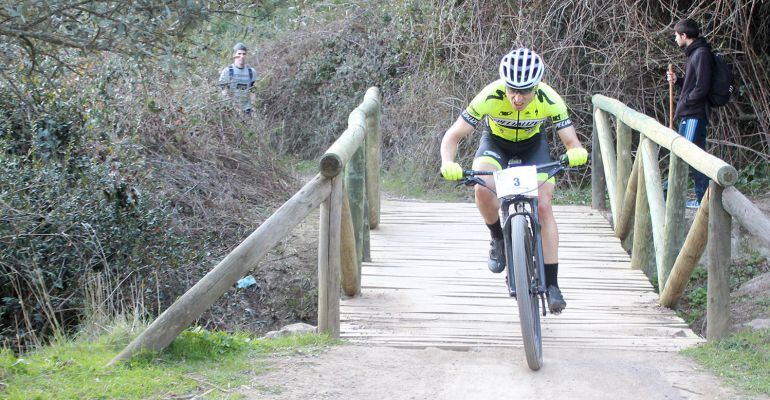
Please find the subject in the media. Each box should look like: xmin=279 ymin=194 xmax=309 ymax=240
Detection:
xmin=666 ymin=18 xmax=714 ymax=209
xmin=219 ymin=43 xmax=258 ymax=115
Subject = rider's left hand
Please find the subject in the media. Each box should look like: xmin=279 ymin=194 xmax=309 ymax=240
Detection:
xmin=565 ymin=147 xmax=588 ymax=167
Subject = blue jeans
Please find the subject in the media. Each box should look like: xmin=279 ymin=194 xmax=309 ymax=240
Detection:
xmin=678 ymin=118 xmax=709 ymax=201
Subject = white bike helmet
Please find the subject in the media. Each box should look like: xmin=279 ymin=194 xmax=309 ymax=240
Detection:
xmin=499 ymin=48 xmax=544 ymax=89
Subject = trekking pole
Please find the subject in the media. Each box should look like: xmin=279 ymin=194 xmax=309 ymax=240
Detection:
xmin=668 ymin=64 xmax=674 ymax=129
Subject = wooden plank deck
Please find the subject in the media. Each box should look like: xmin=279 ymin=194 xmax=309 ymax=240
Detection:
xmin=340 ymin=200 xmax=704 ymax=351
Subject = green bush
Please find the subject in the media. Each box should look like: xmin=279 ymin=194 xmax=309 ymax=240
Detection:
xmin=0 ymin=75 xmax=200 ymax=350
xmin=257 ymin=2 xmax=425 ymax=157
xmin=735 ymin=162 xmax=770 ymax=196
xmin=1 ymin=35 xmax=296 ymax=350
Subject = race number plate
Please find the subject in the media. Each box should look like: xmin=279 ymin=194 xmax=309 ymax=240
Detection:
xmin=494 ymin=165 xmax=539 ymax=198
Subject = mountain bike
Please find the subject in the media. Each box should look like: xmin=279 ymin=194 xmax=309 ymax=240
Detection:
xmin=458 ymin=156 xmax=572 ymax=371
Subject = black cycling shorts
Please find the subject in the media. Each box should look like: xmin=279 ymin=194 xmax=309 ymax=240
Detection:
xmin=474 ymin=126 xmax=552 ymax=170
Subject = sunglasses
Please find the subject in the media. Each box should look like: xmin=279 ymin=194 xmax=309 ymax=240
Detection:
xmin=506 ymin=86 xmax=536 ymax=95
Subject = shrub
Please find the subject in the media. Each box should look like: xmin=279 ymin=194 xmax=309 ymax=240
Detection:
xmin=0 ymin=129 xmax=195 ymax=350
xmin=1 ymin=41 xmax=298 ymax=350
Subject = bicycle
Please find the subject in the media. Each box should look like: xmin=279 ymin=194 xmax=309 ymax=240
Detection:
xmin=457 ymin=155 xmax=574 ymax=371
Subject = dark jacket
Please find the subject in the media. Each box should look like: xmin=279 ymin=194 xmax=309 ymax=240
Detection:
xmin=675 ymin=37 xmax=713 ymax=120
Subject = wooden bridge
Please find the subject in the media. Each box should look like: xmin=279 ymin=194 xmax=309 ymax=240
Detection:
xmin=339 ymin=200 xmax=702 ymax=351
xmin=110 ymin=87 xmax=770 ymax=364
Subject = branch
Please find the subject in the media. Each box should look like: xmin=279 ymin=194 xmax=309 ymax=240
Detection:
xmin=708 ymin=139 xmax=770 ymax=162
xmin=23 ymin=0 xmax=96 ymax=30
xmin=0 ymin=25 xmax=113 ymax=52
xmin=19 ymin=35 xmax=37 ymax=74
xmin=0 ymin=68 xmax=39 ymax=114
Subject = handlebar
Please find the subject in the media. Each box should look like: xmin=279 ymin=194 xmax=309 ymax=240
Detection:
xmin=461 ymin=157 xmax=568 ymax=178
xmin=457 ymin=155 xmax=581 ymax=189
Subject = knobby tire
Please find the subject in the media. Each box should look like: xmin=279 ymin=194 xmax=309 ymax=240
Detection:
xmin=511 ymin=215 xmax=543 ymax=370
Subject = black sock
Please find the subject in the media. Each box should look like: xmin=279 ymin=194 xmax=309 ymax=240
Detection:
xmin=486 ymin=219 xmax=504 ymax=240
xmin=545 ymin=263 xmax=558 ymax=287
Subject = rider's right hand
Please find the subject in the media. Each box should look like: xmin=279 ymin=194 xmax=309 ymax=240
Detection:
xmin=440 ymin=162 xmax=463 ymax=181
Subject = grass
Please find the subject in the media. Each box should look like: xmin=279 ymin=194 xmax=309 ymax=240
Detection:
xmin=674 ymin=244 xmax=769 ymax=396
xmin=382 ymin=163 xmax=468 ymax=202
xmin=676 ymin=265 xmax=708 ymax=326
xmin=676 ymin=246 xmax=768 ymax=332
xmin=758 ymin=297 xmax=770 ymax=308
xmin=681 ymin=329 xmax=770 ymax=395
xmin=293 ymin=159 xmax=318 ymax=175
xmin=552 ymin=185 xmax=592 ymax=205
xmin=0 ymin=326 xmax=336 ymax=399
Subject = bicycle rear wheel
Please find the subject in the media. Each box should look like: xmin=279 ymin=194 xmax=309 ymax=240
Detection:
xmin=511 ymin=214 xmax=543 ymax=370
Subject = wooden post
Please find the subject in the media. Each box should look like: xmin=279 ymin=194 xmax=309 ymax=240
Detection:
xmin=318 ymin=176 xmax=342 ymax=337
xmin=640 ymin=139 xmax=666 ymax=288
xmin=631 ymin=152 xmax=654 ymax=275
xmin=616 ymin=119 xmax=633 ymax=217
xmin=591 ymin=109 xmax=607 ymax=211
xmin=660 ymin=190 xmax=710 ymax=307
xmin=661 ymin=153 xmax=688 ymax=287
xmin=616 ymin=154 xmax=640 ymax=240
xmin=108 ymin=175 xmax=332 ymax=365
xmin=345 ymin=147 xmax=366 ymax=272
xmin=365 ymin=87 xmax=382 ymax=229
xmin=362 ymin=199 xmax=371 ymax=263
xmin=318 ymin=185 xmax=331 ymax=329
xmin=707 ymin=182 xmax=730 ymax=340
xmin=340 ymin=183 xmax=360 ymax=296
xmin=594 ymin=108 xmax=619 ymax=224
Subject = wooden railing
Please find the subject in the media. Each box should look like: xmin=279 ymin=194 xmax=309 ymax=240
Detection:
xmin=108 ymin=87 xmax=381 ymax=365
xmin=591 ymin=94 xmax=770 ymax=340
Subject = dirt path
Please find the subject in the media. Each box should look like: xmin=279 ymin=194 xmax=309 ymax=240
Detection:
xmin=240 ymin=343 xmax=766 ymax=400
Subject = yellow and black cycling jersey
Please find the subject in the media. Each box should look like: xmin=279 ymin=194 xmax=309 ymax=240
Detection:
xmin=461 ymin=79 xmax=573 ymax=142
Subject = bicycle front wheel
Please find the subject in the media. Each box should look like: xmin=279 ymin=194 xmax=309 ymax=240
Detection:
xmin=511 ymin=214 xmax=543 ymax=370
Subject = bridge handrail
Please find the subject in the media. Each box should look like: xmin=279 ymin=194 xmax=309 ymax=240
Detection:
xmin=317 ymin=87 xmax=382 ymax=334
xmin=592 ymin=95 xmax=738 ymax=187
xmin=591 ymin=94 xmax=770 ymax=341
xmin=108 ymin=87 xmax=382 ymax=365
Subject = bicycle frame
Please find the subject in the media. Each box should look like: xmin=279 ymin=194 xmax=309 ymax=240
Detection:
xmin=454 ymin=156 xmax=581 ymax=370
xmin=459 ymin=158 xmax=565 ymax=312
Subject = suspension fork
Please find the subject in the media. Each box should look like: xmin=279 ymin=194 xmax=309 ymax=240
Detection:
xmin=500 ymin=198 xmax=531 ymax=298
xmin=501 ymin=197 xmax=546 ymax=297
xmin=500 ymin=199 xmax=513 ymax=297
xmin=529 ymin=198 xmax=547 ymax=295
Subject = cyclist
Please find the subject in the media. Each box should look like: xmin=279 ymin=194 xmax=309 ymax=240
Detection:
xmin=439 ymin=47 xmax=588 ymax=314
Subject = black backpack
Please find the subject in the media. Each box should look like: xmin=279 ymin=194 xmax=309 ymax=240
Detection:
xmin=708 ymin=52 xmax=734 ymax=107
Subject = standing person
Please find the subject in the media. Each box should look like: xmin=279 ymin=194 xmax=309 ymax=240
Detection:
xmin=218 ymin=42 xmax=258 ymax=115
xmin=666 ymin=18 xmax=713 ymax=208
xmin=439 ymin=47 xmax=588 ymax=314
